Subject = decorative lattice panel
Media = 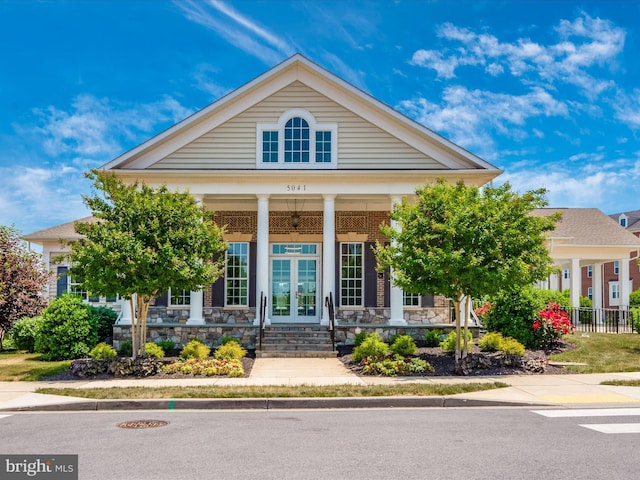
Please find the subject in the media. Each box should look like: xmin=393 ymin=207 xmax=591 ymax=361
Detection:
xmin=337 ymin=214 xmax=367 ymax=232
xmin=270 ymin=212 xmax=323 ymax=234
xmin=214 ymin=213 xmax=257 ymax=234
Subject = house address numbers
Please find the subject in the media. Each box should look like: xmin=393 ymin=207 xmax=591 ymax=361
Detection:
xmin=286 ymin=184 xmax=307 ymax=192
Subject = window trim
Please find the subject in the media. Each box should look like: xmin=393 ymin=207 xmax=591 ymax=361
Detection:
xmin=225 ymin=242 xmax=250 ymax=308
xmin=169 ymin=288 xmax=191 ymax=307
xmin=619 ymin=214 xmax=628 ymax=227
xmin=256 ymin=109 xmax=337 ymax=169
xmin=403 ymin=291 xmax=421 ymax=307
xmin=339 ymin=242 xmax=364 ymax=308
xmin=614 ymin=260 xmax=620 ymax=275
xmin=587 ymin=265 xmax=592 ymax=278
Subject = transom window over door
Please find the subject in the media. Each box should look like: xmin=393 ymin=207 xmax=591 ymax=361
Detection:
xmin=257 ymin=109 xmax=337 ymax=169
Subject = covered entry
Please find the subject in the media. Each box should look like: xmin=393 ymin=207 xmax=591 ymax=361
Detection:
xmin=270 ymin=243 xmax=320 ymax=323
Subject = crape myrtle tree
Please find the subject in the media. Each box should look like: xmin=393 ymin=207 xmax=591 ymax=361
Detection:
xmin=0 ymin=225 xmax=51 ymax=349
xmin=66 ymin=170 xmax=227 ymax=358
xmin=375 ymin=179 xmax=559 ymax=363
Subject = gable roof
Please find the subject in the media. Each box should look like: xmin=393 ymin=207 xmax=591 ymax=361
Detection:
xmin=609 ymin=209 xmax=640 ymax=231
xmin=103 ymin=54 xmax=501 ymax=175
xmin=23 ymin=216 xmax=97 ymax=243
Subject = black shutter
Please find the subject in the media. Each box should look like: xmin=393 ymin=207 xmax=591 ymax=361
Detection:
xmin=383 ymin=243 xmax=390 ymax=307
xmin=334 ymin=242 xmax=340 ymax=306
xmin=249 ymin=242 xmax=257 ymax=307
xmin=364 ymin=242 xmax=377 ymax=307
xmin=155 ymin=291 xmax=168 ymax=307
xmin=56 ymin=266 xmax=68 ymax=297
xmin=421 ymin=295 xmax=435 ymax=307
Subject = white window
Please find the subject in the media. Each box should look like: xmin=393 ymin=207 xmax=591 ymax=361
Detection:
xmin=587 ymin=287 xmax=593 ymax=301
xmin=340 ymin=242 xmax=363 ymax=307
xmin=614 ymin=261 xmax=620 ymax=275
xmin=609 ymin=282 xmax=619 ymax=306
xmin=587 ymin=265 xmax=592 ymax=278
xmin=403 ymin=292 xmax=421 ymax=307
xmin=620 ymin=214 xmax=628 ymax=227
xmin=225 ymin=242 xmax=249 ymax=307
xmin=257 ymin=109 xmax=337 ymax=169
xmin=169 ymin=289 xmax=190 ymax=306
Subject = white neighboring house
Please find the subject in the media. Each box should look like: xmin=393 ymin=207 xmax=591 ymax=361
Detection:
xmin=25 ymin=54 xmax=506 ymax=349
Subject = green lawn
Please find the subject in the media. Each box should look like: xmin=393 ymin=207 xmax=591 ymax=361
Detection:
xmin=550 ymin=332 xmax=640 ymax=373
xmin=0 ymin=350 xmax=70 ymax=381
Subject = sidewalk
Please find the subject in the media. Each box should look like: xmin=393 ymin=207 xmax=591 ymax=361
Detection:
xmin=2 ymin=358 xmax=640 ymax=411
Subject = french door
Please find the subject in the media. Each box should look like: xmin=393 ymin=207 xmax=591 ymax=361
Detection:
xmin=270 ymin=244 xmax=320 ymax=323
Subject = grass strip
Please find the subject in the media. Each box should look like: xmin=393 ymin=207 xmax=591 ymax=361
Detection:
xmin=35 ymin=382 xmax=508 ymax=400
xmin=549 ymin=333 xmax=640 ymax=373
xmin=600 ymin=380 xmax=640 ymax=387
xmin=0 ymin=352 xmax=70 ymax=381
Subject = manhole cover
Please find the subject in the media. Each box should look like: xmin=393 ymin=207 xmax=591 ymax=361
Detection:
xmin=117 ymin=420 xmax=168 ymax=429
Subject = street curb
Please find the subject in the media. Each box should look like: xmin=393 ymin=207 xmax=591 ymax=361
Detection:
xmin=0 ymin=396 xmax=542 ymax=412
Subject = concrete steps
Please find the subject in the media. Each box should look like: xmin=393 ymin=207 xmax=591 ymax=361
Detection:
xmin=256 ymin=325 xmax=336 ymax=358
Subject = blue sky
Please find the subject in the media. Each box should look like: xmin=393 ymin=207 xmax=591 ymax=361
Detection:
xmin=1 ymin=0 xmax=640 ymax=235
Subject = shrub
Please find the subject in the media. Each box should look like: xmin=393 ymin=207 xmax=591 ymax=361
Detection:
xmin=631 ymin=308 xmax=640 ymax=334
xmin=354 ymin=330 xmax=368 ymax=347
xmin=499 ymin=337 xmax=526 ymax=356
xmin=423 ymin=329 xmax=443 ymax=347
xmin=9 ymin=316 xmax=43 ymax=353
xmin=89 ymin=306 xmax=117 ymax=342
xmin=533 ymin=303 xmax=575 ymax=349
xmin=630 ymin=288 xmax=640 ymax=308
xmin=483 ymin=286 xmax=545 ymax=348
xmin=88 ymin=342 xmax=117 ymax=360
xmin=440 ymin=330 xmax=473 ymax=353
xmin=161 ymin=358 xmax=244 ymax=377
xmin=155 ymin=339 xmax=176 ymax=354
xmin=144 ymin=342 xmax=165 ymax=359
xmin=180 ymin=339 xmax=211 ymax=359
xmin=390 ymin=335 xmax=417 ymax=356
xmin=35 ymin=294 xmax=99 ymax=360
xmin=352 ymin=333 xmax=389 ymax=363
xmin=70 ymin=358 xmax=110 ymax=377
xmin=478 ymin=332 xmax=504 ymax=352
xmin=119 ymin=340 xmax=132 ymax=356
xmin=108 ymin=356 xmax=164 ymax=377
xmin=218 ymin=335 xmax=238 ymax=346
xmin=361 ymin=357 xmax=435 ymax=376
xmin=214 ymin=340 xmax=247 ymax=360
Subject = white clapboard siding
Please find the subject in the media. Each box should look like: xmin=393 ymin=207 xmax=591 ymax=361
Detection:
xmin=151 ymin=82 xmax=441 ymax=170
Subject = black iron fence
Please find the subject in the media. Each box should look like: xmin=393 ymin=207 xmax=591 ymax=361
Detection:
xmin=561 ymin=306 xmax=637 ymax=334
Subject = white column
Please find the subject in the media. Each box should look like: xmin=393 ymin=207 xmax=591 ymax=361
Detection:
xmin=569 ymin=258 xmax=581 ymax=308
xmin=550 ymin=272 xmax=559 ymax=291
xmin=118 ymin=296 xmax=133 ymax=325
xmin=593 ymin=262 xmax=603 ymax=324
xmin=321 ymin=194 xmax=336 ymax=326
xmin=389 ymin=196 xmax=406 ymax=325
xmin=187 ymin=195 xmax=205 ymax=325
xmin=255 ymin=194 xmax=270 ymax=326
xmin=620 ymin=257 xmax=630 ymax=309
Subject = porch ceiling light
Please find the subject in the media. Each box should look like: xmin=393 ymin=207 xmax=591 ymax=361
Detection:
xmin=291 ymin=212 xmax=301 ymax=229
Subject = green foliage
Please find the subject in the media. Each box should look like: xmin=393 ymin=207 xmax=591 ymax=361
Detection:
xmin=118 ymin=340 xmax=132 ymax=356
xmin=155 ymin=339 xmax=176 ymax=353
xmin=423 ymin=329 xmax=443 ymax=347
xmin=88 ymin=342 xmax=117 ymax=360
xmin=630 ymin=288 xmax=640 ymax=308
xmin=499 ymin=337 xmax=526 ymax=356
xmin=89 ymin=306 xmax=118 ymax=342
xmin=352 ymin=333 xmax=389 ymax=363
xmin=483 ymin=286 xmax=545 ymax=349
xmin=144 ymin=342 xmax=165 ymax=359
xmin=631 ymin=308 xmax=640 ymax=334
xmin=478 ymin=332 xmax=504 ymax=352
xmin=361 ymin=356 xmax=434 ymax=376
xmin=440 ymin=330 xmax=473 ymax=353
xmin=353 ymin=330 xmax=368 ymax=347
xmin=218 ymin=335 xmax=238 ymax=346
xmin=390 ymin=335 xmax=417 ymax=356
xmin=180 ymin=339 xmax=211 ymax=360
xmin=9 ymin=316 xmax=43 ymax=353
xmin=70 ymin=358 xmax=110 ymax=377
xmin=0 ymin=225 xmax=50 ymax=342
xmin=161 ymin=358 xmax=244 ymax=377
xmin=35 ymin=294 xmax=99 ymax=360
xmin=214 ymin=340 xmax=247 ymax=360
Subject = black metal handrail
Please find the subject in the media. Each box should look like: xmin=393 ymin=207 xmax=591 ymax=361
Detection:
xmin=259 ymin=291 xmax=267 ymax=350
xmin=325 ymin=292 xmax=336 ymax=351
xmin=560 ymin=306 xmax=635 ymax=334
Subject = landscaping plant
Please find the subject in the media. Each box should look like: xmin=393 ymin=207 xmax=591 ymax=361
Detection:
xmin=9 ymin=316 xmax=43 ymax=353
xmin=180 ymin=339 xmax=211 ymax=359
xmin=88 ymin=342 xmax=117 ymax=360
xmin=213 ymin=340 xmax=247 ymax=360
xmin=423 ymin=329 xmax=443 ymax=347
xmin=390 ymin=335 xmax=417 ymax=356
xmin=533 ymin=302 xmax=575 ymax=349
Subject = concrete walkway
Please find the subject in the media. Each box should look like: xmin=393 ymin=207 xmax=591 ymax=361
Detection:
xmin=2 ymin=358 xmax=640 ymax=411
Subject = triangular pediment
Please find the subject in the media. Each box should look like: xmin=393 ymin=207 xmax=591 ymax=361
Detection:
xmin=103 ymin=54 xmax=500 ymax=179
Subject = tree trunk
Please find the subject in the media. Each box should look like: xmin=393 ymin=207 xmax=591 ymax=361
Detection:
xmin=454 ymin=298 xmax=461 ymax=363
xmin=462 ymin=295 xmax=470 ymax=360
xmin=129 ymin=296 xmax=138 ymax=359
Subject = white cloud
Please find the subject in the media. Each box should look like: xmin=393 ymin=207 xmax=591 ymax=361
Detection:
xmin=175 ymin=0 xmax=295 ymax=65
xmin=397 ymin=86 xmax=568 ymax=155
xmin=411 ymin=13 xmax=625 ymax=98
xmin=614 ymin=88 xmax=640 ymax=129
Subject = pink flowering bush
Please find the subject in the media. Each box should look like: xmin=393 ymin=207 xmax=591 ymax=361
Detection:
xmin=533 ymin=303 xmax=575 ymax=349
